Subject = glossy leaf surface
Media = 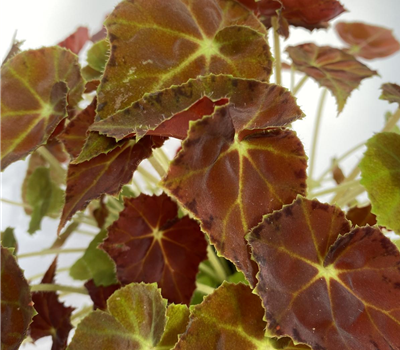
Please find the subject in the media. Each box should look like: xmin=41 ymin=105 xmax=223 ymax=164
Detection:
xmin=101 ymin=193 xmax=207 ymax=304
xmin=162 ymin=106 xmax=307 ymax=285
xmin=346 ymin=204 xmax=377 ymax=227
xmin=381 ymin=83 xmax=400 ymax=106
xmin=84 ymin=280 xmax=121 ymax=311
xmin=58 ymin=26 xmax=90 ymax=54
xmin=68 ymin=283 xmax=167 ymax=350
xmin=70 ymin=229 xmax=117 ymax=286
xmin=96 ymin=0 xmax=271 ymax=121
xmin=1 ymin=246 xmax=34 ymax=350
xmin=248 ymin=197 xmax=400 ymax=350
xmin=30 ymin=258 xmax=75 ymax=350
xmin=92 ymin=75 xmax=303 ymax=141
xmin=58 ymin=136 xmax=164 ymax=233
xmin=360 ymin=132 xmax=400 ymax=234
xmin=1 ymin=47 xmax=84 ymax=169
xmin=287 ymin=44 xmax=377 ymax=112
xmin=335 ymin=22 xmax=400 ymax=59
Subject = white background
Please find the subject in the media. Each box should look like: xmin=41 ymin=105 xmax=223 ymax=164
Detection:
xmin=1 ymin=1 xmax=400 ymax=349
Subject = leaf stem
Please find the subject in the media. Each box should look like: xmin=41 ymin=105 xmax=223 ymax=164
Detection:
xmin=271 ymin=17 xmax=281 ymax=86
xmin=30 ymin=283 xmax=88 ymax=295
xmin=207 ymin=246 xmax=227 ymax=283
xmin=196 ymin=282 xmax=215 ymax=295
xmin=148 ymin=156 xmax=166 ymax=178
xmin=28 ymin=266 xmax=70 ymax=281
xmin=309 ymin=179 xmax=360 ymax=198
xmin=308 ymin=89 xmax=328 ymax=187
xmin=199 ymin=262 xmax=220 ymax=281
xmin=137 ymin=166 xmax=159 ymax=186
xmin=153 ymin=148 xmax=170 ymax=172
xmin=17 ymin=248 xmax=86 ymax=259
xmin=71 ymin=305 xmax=93 ymax=324
xmin=1 ymin=197 xmax=31 ymax=209
xmin=36 ymin=146 xmax=66 ymax=181
xmin=292 ymin=75 xmax=308 ymax=96
xmin=335 ymin=185 xmax=365 ymax=207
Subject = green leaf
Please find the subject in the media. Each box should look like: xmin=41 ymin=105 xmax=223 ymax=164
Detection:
xmin=68 ymin=283 xmax=168 ymax=350
xmin=248 ymin=196 xmax=400 ymax=350
xmin=1 ymin=227 xmax=18 ymax=254
xmin=1 ymin=47 xmax=84 ymax=169
xmin=360 ymin=132 xmax=400 ymax=234
xmin=70 ymin=229 xmax=117 ymax=286
xmin=1 ymin=246 xmax=35 ymax=350
xmin=87 ymin=39 xmax=109 ymax=73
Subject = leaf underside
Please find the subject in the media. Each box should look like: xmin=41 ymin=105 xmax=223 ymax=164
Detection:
xmin=380 ymin=83 xmax=400 ymax=106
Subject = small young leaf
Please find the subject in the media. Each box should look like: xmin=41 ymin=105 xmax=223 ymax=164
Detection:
xmin=248 ymin=197 xmax=400 ymax=350
xmin=84 ymin=279 xmax=121 ymax=311
xmin=58 ymin=26 xmax=90 ymax=54
xmin=1 ymin=246 xmax=35 ymax=350
xmin=287 ymin=44 xmax=377 ymax=113
xmin=360 ymin=132 xmax=400 ymax=234
xmin=30 ymin=258 xmax=75 ymax=350
xmin=1 ymin=227 xmax=18 ymax=254
xmin=70 ymin=229 xmax=117 ymax=286
xmin=346 ymin=204 xmax=377 ymax=227
xmin=380 ymin=83 xmax=400 ymax=106
xmin=68 ymin=283 xmax=167 ymax=350
xmin=101 ymin=193 xmax=207 ymax=305
xmin=335 ymin=22 xmax=400 ymax=59
xmin=87 ymin=39 xmax=109 ymax=73
xmin=1 ymin=47 xmax=84 ymax=169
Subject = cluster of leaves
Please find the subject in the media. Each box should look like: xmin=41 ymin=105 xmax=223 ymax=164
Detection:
xmin=1 ymin=0 xmax=400 ymax=349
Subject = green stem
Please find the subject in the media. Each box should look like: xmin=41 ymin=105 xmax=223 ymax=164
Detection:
xmin=36 ymin=146 xmax=66 ymax=181
xmin=137 ymin=166 xmax=159 ymax=186
xmin=199 ymin=262 xmax=220 ymax=281
xmin=292 ymin=75 xmax=308 ymax=96
xmin=196 ymin=282 xmax=215 ymax=295
xmin=154 ymin=148 xmax=171 ymax=170
xmin=207 ymin=246 xmax=227 ymax=283
xmin=309 ymin=179 xmax=360 ymax=198
xmin=30 ymin=283 xmax=88 ymax=295
xmin=290 ymin=65 xmax=295 ymax=91
xmin=335 ymin=185 xmax=365 ymax=207
xmin=382 ymin=107 xmax=400 ymax=132
xmin=50 ymin=221 xmax=80 ymax=249
xmin=1 ymin=198 xmax=31 ymax=210
xmin=107 ymin=196 xmax=124 ymax=211
xmin=76 ymin=229 xmax=97 ymax=236
xmin=271 ymin=17 xmax=281 ymax=86
xmin=71 ymin=305 xmax=93 ymax=323
xmin=308 ymin=89 xmax=328 ymax=188
xmin=148 ymin=156 xmax=166 ymax=178
xmin=18 ymin=248 xmax=86 ymax=259
xmin=28 ymin=267 xmax=70 ymax=281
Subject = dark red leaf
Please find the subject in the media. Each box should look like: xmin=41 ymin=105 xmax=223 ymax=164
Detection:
xmin=346 ymin=204 xmax=377 ymax=227
xmin=101 ymin=193 xmax=207 ymax=305
xmin=91 ymin=195 xmax=109 ymax=229
xmin=84 ymin=280 xmax=121 ymax=311
xmin=381 ymin=83 xmax=400 ymax=106
xmin=58 ymin=27 xmax=90 ymax=55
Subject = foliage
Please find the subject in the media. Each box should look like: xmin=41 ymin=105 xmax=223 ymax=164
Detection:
xmin=1 ymin=0 xmax=400 ymax=349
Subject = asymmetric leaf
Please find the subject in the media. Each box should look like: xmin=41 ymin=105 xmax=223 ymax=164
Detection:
xmin=287 ymin=44 xmax=377 ymax=112
xmin=360 ymin=132 xmax=400 ymax=234
xmin=84 ymin=280 xmax=121 ymax=311
xmin=335 ymin=22 xmax=400 ymax=59
xmin=158 ymin=304 xmax=190 ymax=349
xmin=30 ymin=258 xmax=75 ymax=350
xmin=346 ymin=204 xmax=377 ymax=227
xmin=58 ymin=136 xmax=164 ymax=233
xmin=68 ymin=283 xmax=167 ymax=350
xmin=162 ymin=106 xmax=307 ymax=286
xmin=1 ymin=47 xmax=84 ymax=169
xmin=70 ymin=229 xmax=117 ymax=286
xmin=248 ymin=197 xmax=400 ymax=350
xmin=174 ymin=282 xmax=308 ymax=350
xmin=1 ymin=246 xmax=35 ymax=350
xmin=96 ymin=0 xmax=271 ymax=122
xmin=92 ymin=75 xmax=304 ymax=141
xmin=58 ymin=26 xmax=90 ymax=54
xmin=101 ymin=193 xmax=207 ymax=304
xmin=381 ymin=83 xmax=400 ymax=106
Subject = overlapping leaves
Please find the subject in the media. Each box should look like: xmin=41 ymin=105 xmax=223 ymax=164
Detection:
xmin=1 ymin=246 xmax=35 ymax=350
xmin=381 ymin=83 xmax=400 ymax=106
xmin=287 ymin=43 xmax=377 ymax=112
xmin=1 ymin=47 xmax=84 ymax=169
xmin=360 ymin=132 xmax=400 ymax=234
xmin=101 ymin=193 xmax=207 ymax=305
xmin=248 ymin=196 xmax=400 ymax=350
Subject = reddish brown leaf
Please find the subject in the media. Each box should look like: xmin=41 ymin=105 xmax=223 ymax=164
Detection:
xmin=2 ymin=38 xmax=24 ymax=66
xmin=59 ymin=98 xmax=97 ymax=159
xmin=101 ymin=193 xmax=207 ymax=305
xmin=30 ymin=258 xmax=75 ymax=350
xmin=1 ymin=246 xmax=35 ymax=350
xmin=287 ymin=44 xmax=377 ymax=112
xmin=248 ymin=197 xmax=400 ymax=350
xmin=162 ymin=105 xmax=307 ymax=286
xmin=332 ymin=161 xmax=345 ymax=184
xmin=84 ymin=280 xmax=121 ymax=311
xmin=58 ymin=136 xmax=164 ymax=234
xmin=58 ymin=27 xmax=90 ymax=54
xmin=381 ymin=83 xmax=400 ymax=106
xmin=346 ymin=204 xmax=377 ymax=227
xmin=336 ymin=22 xmax=400 ymax=59
xmin=45 ymin=139 xmax=69 ymax=164
xmin=91 ymin=195 xmax=109 ymax=229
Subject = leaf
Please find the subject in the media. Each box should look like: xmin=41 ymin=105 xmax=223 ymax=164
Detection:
xmin=58 ymin=27 xmax=90 ymax=54
xmin=359 ymin=132 xmax=400 ymax=234
xmin=238 ymin=0 xmax=345 ymax=32
xmin=1 ymin=227 xmax=18 ymax=254
xmin=59 ymin=97 xmax=97 ymax=159
xmin=381 ymin=83 xmax=400 ymax=106
xmin=91 ymin=75 xmax=304 ymax=141
xmin=174 ymin=282 xmax=308 ymax=350
xmin=87 ymin=39 xmax=109 ymax=73
xmin=1 ymin=47 xmax=84 ymax=169
xmin=84 ymin=280 xmax=121 ymax=311
xmin=96 ymin=0 xmax=271 ymax=122
xmin=2 ymin=38 xmax=24 ymax=66
xmin=158 ymin=304 xmax=190 ymax=349
xmin=286 ymin=44 xmax=377 ymax=113
xmin=248 ymin=196 xmax=400 ymax=350
xmin=1 ymin=246 xmax=35 ymax=350
xmin=70 ymin=229 xmax=117 ymax=286
xmin=91 ymin=195 xmax=109 ymax=229
xmin=58 ymin=136 xmax=164 ymax=234
xmin=335 ymin=22 xmax=400 ymax=59
xmin=30 ymin=258 xmax=75 ymax=350
xmin=332 ymin=160 xmax=345 ymax=185
xmin=101 ymin=193 xmax=207 ymax=305
xmin=162 ymin=104 xmax=307 ymax=286
xmin=346 ymin=204 xmax=377 ymax=227
xmin=68 ymin=283 xmax=168 ymax=350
